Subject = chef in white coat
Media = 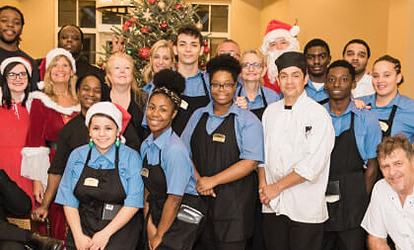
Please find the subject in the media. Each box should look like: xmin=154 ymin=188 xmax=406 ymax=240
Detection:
xmin=258 ymin=51 xmax=335 ymax=250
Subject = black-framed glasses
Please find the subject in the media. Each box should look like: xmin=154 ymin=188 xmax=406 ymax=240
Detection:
xmin=6 ymin=72 xmax=28 ymax=80
xmin=241 ymin=62 xmax=262 ymax=69
xmin=211 ymin=83 xmax=236 ymax=89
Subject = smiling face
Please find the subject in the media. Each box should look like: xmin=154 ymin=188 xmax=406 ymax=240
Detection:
xmin=379 ymin=148 xmax=414 ymax=194
xmin=269 ymin=37 xmax=290 ymax=52
xmin=58 ymin=25 xmax=83 ymax=58
xmin=152 ymin=47 xmax=173 ymax=74
xmin=174 ymin=34 xmax=203 ymax=66
xmin=325 ymin=66 xmax=355 ymax=101
xmin=0 ymin=8 xmax=22 ymax=45
xmin=241 ymin=52 xmax=265 ymax=83
xmin=277 ymin=66 xmax=308 ymax=104
xmin=89 ymin=115 xmax=119 ymax=155
xmin=106 ymin=56 xmax=133 ymax=87
xmin=146 ymin=93 xmax=177 ymax=139
xmin=78 ymin=76 xmax=102 ymax=115
xmin=210 ymin=70 xmax=237 ymax=107
xmin=305 ymin=46 xmax=331 ymax=77
xmin=372 ymin=60 xmax=401 ymax=99
xmin=6 ymin=63 xmax=28 ymax=98
xmin=49 ymin=56 xmax=74 ymax=84
xmin=343 ymin=43 xmax=368 ymax=74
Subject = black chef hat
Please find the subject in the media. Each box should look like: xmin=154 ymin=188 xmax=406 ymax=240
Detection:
xmin=275 ymin=51 xmax=307 ymax=75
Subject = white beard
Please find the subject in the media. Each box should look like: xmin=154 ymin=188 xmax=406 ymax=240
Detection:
xmin=266 ymin=39 xmax=300 ymax=84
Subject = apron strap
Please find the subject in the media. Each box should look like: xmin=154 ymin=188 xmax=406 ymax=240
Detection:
xmin=259 ymin=86 xmax=268 ymax=107
xmin=200 ymin=73 xmax=210 ymax=101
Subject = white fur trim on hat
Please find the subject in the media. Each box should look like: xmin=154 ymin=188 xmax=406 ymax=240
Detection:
xmin=0 ymin=57 xmax=33 ymax=77
xmin=45 ymin=48 xmax=76 ymax=73
xmin=37 ymin=81 xmax=45 ymax=90
xmin=85 ymin=102 xmax=122 ymax=132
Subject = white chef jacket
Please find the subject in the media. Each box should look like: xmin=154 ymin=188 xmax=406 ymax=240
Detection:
xmin=260 ymin=91 xmax=335 ymax=223
xmin=361 ymin=179 xmax=414 ymax=250
xmin=352 ymin=73 xmax=375 ymax=98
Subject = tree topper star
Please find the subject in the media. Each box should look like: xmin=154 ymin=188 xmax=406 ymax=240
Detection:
xmin=142 ymin=8 xmax=152 ymax=21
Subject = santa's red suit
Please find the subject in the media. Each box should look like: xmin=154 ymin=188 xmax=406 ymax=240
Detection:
xmin=21 ymin=91 xmax=79 ymax=241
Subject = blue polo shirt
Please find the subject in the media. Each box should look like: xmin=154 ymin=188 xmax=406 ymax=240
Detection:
xmin=324 ymin=102 xmax=382 ymax=162
xmin=236 ymin=83 xmax=281 ymax=110
xmin=305 ymin=78 xmax=329 ymax=103
xmin=181 ymin=101 xmax=264 ymax=163
xmin=140 ymin=128 xmax=198 ymax=196
xmin=359 ymin=92 xmax=414 ymax=143
xmin=56 ymin=143 xmax=144 ymax=208
xmin=141 ymin=70 xmax=210 ymax=127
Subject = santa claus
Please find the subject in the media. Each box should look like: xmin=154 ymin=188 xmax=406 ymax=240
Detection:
xmin=261 ymin=20 xmax=300 ymax=93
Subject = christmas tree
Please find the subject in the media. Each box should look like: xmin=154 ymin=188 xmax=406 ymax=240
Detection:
xmin=104 ymin=0 xmax=209 ymax=87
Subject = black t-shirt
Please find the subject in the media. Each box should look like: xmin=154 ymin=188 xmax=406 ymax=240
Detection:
xmin=0 ymin=47 xmax=40 ymax=90
xmin=48 ymin=114 xmax=88 ymax=175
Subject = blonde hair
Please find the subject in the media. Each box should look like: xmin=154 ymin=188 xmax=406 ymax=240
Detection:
xmin=241 ymin=49 xmax=266 ymax=65
xmin=143 ymin=40 xmax=175 ymax=83
xmin=106 ymin=52 xmax=147 ymax=107
xmin=43 ymin=55 xmax=78 ymax=102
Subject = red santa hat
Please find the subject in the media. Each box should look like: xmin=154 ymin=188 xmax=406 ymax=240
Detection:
xmin=261 ymin=20 xmax=300 ymax=53
xmin=1 ymin=57 xmax=33 ymax=77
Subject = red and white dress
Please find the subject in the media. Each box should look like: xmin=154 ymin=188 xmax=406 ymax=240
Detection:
xmin=0 ymin=90 xmax=33 ymax=206
xmin=21 ymin=91 xmax=79 ymax=240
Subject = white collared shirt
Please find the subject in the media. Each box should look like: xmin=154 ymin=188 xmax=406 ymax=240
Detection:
xmin=352 ymin=73 xmax=375 ymax=98
xmin=361 ymin=179 xmax=414 ymax=250
xmin=260 ymin=91 xmax=335 ymax=223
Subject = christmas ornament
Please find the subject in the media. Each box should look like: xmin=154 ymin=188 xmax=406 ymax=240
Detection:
xmin=149 ymin=0 xmax=156 ymax=4
xmin=160 ymin=22 xmax=168 ymax=30
xmin=175 ymin=3 xmax=183 ymax=10
xmin=138 ymin=47 xmax=151 ymax=60
xmin=200 ymin=61 xmax=205 ymax=67
xmin=140 ymin=27 xmax=149 ymax=33
xmin=129 ymin=17 xmax=137 ymax=22
xmin=122 ymin=24 xmax=130 ymax=31
xmin=203 ymin=47 xmax=210 ymax=54
xmin=157 ymin=0 xmax=166 ymax=11
xmin=203 ymin=41 xmax=208 ymax=47
xmin=126 ymin=50 xmax=132 ymax=55
xmin=195 ymin=22 xmax=203 ymax=31
xmin=124 ymin=20 xmax=132 ymax=27
xmin=142 ymin=8 xmax=152 ymax=21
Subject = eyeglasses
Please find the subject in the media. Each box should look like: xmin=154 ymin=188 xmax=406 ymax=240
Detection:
xmin=241 ymin=62 xmax=262 ymax=69
xmin=6 ymin=72 xmax=28 ymax=80
xmin=211 ymin=83 xmax=236 ymax=89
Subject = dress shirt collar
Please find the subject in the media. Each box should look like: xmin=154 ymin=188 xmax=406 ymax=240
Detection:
xmin=90 ymin=144 xmax=116 ymax=165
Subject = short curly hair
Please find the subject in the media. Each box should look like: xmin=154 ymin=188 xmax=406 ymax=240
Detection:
xmin=206 ymin=55 xmax=241 ymax=83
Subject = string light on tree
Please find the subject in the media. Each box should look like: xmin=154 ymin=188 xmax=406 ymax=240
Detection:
xmin=102 ymin=0 xmax=207 ymax=87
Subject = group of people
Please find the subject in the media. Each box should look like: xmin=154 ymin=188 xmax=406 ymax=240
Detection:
xmin=0 ymin=4 xmax=413 ymax=250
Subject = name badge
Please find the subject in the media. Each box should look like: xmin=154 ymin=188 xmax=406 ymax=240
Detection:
xmin=141 ymin=168 xmax=149 ymax=178
xmin=212 ymin=133 xmax=226 ymax=143
xmin=180 ymin=100 xmax=189 ymax=110
xmin=84 ymin=177 xmax=99 ymax=187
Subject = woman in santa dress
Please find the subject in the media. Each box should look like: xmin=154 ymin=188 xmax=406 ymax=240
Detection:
xmin=21 ymin=48 xmax=79 ymax=241
xmin=0 ymin=57 xmax=36 ymax=206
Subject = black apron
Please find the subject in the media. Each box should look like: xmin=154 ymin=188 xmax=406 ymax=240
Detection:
xmin=190 ymin=113 xmax=256 ymax=242
xmin=172 ymin=74 xmax=210 ymax=136
xmin=237 ymin=86 xmax=268 ymax=120
xmin=324 ymin=113 xmax=368 ymax=231
xmin=141 ymin=140 xmax=204 ymax=250
xmin=378 ymin=104 xmax=398 ymax=138
xmin=66 ymin=146 xmax=142 ymax=250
